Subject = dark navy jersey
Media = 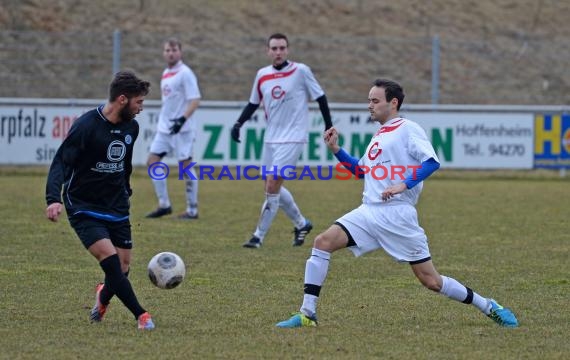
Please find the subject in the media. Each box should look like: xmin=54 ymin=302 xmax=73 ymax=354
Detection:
xmin=46 ymin=106 xmax=139 ymax=221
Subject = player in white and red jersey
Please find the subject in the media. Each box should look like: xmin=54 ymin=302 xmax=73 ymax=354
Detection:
xmin=355 ymin=115 xmax=439 ymax=207
xmin=276 ymin=79 xmax=519 ymax=329
xmin=231 ymin=33 xmax=333 ymax=249
xmin=146 ymin=37 xmax=202 ymax=220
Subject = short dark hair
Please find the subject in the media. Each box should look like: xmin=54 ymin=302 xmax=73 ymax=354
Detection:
xmin=109 ymin=71 xmax=150 ymax=101
xmin=373 ymin=79 xmax=405 ymax=110
xmin=164 ymin=37 xmax=182 ymax=50
xmin=267 ymin=33 xmax=289 ymax=47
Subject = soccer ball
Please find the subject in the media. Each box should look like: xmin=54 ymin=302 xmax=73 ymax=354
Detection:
xmin=147 ymin=252 xmax=186 ymax=289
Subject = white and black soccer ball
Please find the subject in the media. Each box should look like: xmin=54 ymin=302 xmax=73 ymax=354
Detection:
xmin=147 ymin=252 xmax=186 ymax=289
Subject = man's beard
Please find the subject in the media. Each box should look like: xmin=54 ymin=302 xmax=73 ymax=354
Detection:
xmin=119 ymin=104 xmax=135 ymax=122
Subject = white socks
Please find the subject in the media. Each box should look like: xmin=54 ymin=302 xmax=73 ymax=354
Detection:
xmin=279 ymin=186 xmax=306 ymax=229
xmin=152 ymin=179 xmax=171 ymax=208
xmin=253 ymin=187 xmax=306 ymax=241
xmin=184 ymin=170 xmax=199 ymax=216
xmin=253 ymin=193 xmax=280 ymax=240
xmin=440 ymin=275 xmax=491 ymax=314
xmin=300 ymin=248 xmax=331 ymax=317
xmin=297 ymin=260 xmax=494 ymax=318
xmin=153 ymin=170 xmax=198 ymax=215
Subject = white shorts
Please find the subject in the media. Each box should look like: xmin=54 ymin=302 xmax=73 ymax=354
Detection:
xmin=261 ymin=143 xmax=304 ymax=178
xmin=336 ymin=202 xmax=431 ymax=263
xmin=149 ymin=131 xmax=195 ymax=161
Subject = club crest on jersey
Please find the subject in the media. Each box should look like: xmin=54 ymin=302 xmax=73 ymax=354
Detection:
xmin=125 ymin=134 xmax=132 ymax=145
xmin=162 ymin=84 xmax=172 ymax=97
xmin=271 ymin=85 xmax=286 ymax=99
xmin=107 ymin=140 xmax=126 ymax=162
xmin=368 ymin=142 xmax=382 ymax=160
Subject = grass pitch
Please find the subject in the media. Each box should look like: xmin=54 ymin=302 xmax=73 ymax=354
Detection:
xmin=0 ymin=167 xmax=568 ymax=359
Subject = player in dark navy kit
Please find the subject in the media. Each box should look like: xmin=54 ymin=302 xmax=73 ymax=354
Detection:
xmin=45 ymin=71 xmax=155 ymax=330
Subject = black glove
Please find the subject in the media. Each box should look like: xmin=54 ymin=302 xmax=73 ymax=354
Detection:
xmin=169 ymin=116 xmax=187 ymax=135
xmin=231 ymin=122 xmax=242 ymax=143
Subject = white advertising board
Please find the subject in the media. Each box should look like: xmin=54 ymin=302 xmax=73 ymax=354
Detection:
xmin=0 ymin=100 xmax=534 ymax=169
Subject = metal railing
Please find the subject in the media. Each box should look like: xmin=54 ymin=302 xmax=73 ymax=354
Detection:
xmin=1 ymin=30 xmax=569 ymax=105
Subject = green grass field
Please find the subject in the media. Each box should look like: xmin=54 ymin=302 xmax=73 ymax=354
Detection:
xmin=0 ymin=168 xmax=568 ymax=359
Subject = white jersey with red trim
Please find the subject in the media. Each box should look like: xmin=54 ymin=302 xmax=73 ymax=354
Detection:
xmin=358 ymin=117 xmax=439 ymax=205
xmin=248 ymin=61 xmax=324 ymax=143
xmin=157 ymin=61 xmax=201 ymax=134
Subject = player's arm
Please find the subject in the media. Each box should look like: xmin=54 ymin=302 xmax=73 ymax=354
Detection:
xmin=381 ymin=158 xmax=440 ymax=201
xmin=169 ymin=98 xmax=200 ymax=135
xmin=324 ymin=127 xmax=363 ymax=178
xmin=183 ymin=98 xmax=200 ymax=120
xmin=230 ymin=102 xmax=260 ymax=143
xmin=403 ymin=157 xmax=440 ymax=189
xmin=334 ymin=148 xmax=363 ymax=178
xmin=316 ymin=95 xmax=333 ymax=130
xmin=45 ymin=146 xmax=66 ymax=222
xmin=402 ymin=125 xmax=441 ymax=189
xmin=45 ymin=121 xmax=84 ymax=221
xmin=301 ymin=64 xmax=332 ymax=130
xmin=170 ymin=70 xmax=201 ymax=134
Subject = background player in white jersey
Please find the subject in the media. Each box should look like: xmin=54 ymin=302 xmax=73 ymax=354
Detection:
xmin=231 ymin=33 xmax=333 ymax=248
xmin=146 ymin=37 xmax=202 ymax=219
xmin=276 ymin=79 xmax=519 ymax=328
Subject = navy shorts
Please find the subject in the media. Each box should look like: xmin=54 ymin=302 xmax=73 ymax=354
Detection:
xmin=69 ymin=214 xmax=133 ymax=250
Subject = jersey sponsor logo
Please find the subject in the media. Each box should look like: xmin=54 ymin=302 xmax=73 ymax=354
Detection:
xmin=271 ymin=86 xmax=286 ymax=100
xmin=368 ymin=142 xmax=382 ymax=160
xmin=107 ymin=140 xmax=126 ymax=162
xmin=96 ymin=161 xmax=124 ymax=171
xmin=162 ymin=84 xmax=172 ymax=97
xmin=257 ymin=67 xmax=297 ymax=99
